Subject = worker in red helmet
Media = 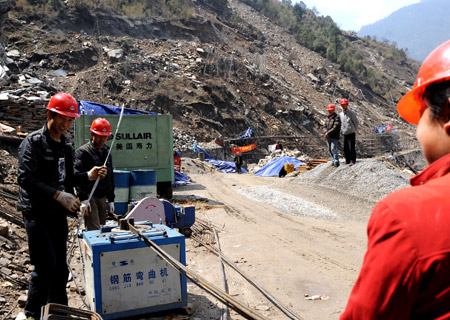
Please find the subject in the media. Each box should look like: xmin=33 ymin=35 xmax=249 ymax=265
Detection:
xmin=75 ymin=118 xmax=115 ymax=231
xmin=341 ymin=40 xmax=450 ymax=319
xmin=234 ymin=150 xmax=243 ymax=174
xmin=17 ymin=93 xmax=107 ymax=319
xmin=339 ymin=98 xmax=359 ymax=165
xmin=325 ymin=104 xmax=341 ymax=167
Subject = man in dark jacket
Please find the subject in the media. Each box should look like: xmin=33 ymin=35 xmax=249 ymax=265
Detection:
xmin=234 ymin=150 xmax=243 ymax=174
xmin=17 ymin=93 xmax=106 ymax=320
xmin=75 ymin=118 xmax=115 ymax=230
xmin=325 ymin=104 xmax=341 ymax=167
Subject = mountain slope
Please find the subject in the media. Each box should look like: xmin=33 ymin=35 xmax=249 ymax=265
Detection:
xmin=1 ymin=0 xmax=421 ymax=160
xmin=358 ymin=0 xmax=450 ymax=61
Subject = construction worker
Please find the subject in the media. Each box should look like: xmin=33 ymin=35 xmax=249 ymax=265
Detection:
xmin=340 ymin=40 xmax=450 ymax=319
xmin=75 ymin=118 xmax=115 ymax=230
xmin=339 ymin=98 xmax=359 ymax=165
xmin=325 ymin=103 xmax=341 ymax=167
xmin=17 ymin=93 xmax=107 ymax=320
xmin=234 ymin=150 xmax=243 ymax=174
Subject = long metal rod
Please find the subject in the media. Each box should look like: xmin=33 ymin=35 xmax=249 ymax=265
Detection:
xmin=214 ymin=229 xmax=229 ymax=320
xmin=66 ymin=103 xmax=126 ymax=309
xmin=127 ymin=223 xmax=269 ymax=320
xmin=192 ymin=235 xmax=303 ymax=320
xmin=85 ymin=103 xmax=125 ymax=206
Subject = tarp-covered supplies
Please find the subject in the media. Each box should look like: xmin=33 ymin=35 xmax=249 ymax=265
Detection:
xmin=174 ymin=171 xmax=191 ymax=186
xmin=195 ymin=146 xmax=247 ymax=173
xmin=78 ymin=100 xmax=157 ymax=115
xmin=208 ymin=159 xmax=248 ymax=173
xmin=255 ymin=157 xmax=305 ymax=177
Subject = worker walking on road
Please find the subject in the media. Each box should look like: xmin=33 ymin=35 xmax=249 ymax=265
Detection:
xmin=17 ymin=93 xmax=107 ymax=320
xmin=339 ymin=98 xmax=359 ymax=165
xmin=340 ymin=40 xmax=450 ymax=319
xmin=325 ymin=104 xmax=341 ymax=167
xmin=234 ymin=150 xmax=243 ymax=174
xmin=75 ymin=118 xmax=115 ymax=230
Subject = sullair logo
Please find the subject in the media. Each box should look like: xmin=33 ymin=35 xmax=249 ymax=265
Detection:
xmin=116 ymin=132 xmax=152 ymax=140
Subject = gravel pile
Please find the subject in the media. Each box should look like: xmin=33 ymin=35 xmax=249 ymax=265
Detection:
xmin=296 ymin=159 xmax=411 ymax=203
xmin=237 ymin=159 xmax=411 ymax=221
xmin=238 ymin=186 xmax=340 ymax=220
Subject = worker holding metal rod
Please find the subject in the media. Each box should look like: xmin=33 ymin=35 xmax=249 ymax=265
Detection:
xmin=75 ymin=118 xmax=115 ymax=231
xmin=17 ymin=93 xmax=107 ymax=320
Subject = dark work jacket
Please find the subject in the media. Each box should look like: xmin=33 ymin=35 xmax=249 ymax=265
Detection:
xmin=326 ymin=112 xmax=341 ymax=139
xmin=74 ymin=141 xmax=115 ymax=202
xmin=234 ymin=155 xmax=243 ymax=166
xmin=17 ymin=125 xmax=88 ymax=217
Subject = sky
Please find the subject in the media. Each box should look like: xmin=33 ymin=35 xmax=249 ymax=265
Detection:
xmin=298 ymin=0 xmax=420 ymax=32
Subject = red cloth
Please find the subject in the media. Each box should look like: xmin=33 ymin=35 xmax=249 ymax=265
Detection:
xmin=340 ymin=153 xmax=450 ymax=319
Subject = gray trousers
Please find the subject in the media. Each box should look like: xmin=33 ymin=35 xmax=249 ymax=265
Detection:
xmin=85 ymin=196 xmax=107 ymax=231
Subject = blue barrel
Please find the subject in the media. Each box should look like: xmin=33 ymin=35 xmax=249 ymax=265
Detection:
xmin=129 ymin=170 xmax=157 ymax=201
xmin=113 ymin=170 xmax=131 ymax=215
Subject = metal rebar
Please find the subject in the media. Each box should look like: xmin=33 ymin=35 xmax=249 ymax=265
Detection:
xmin=214 ymin=229 xmax=229 ymax=320
xmin=192 ymin=235 xmax=302 ymax=320
xmin=127 ymin=223 xmax=269 ymax=320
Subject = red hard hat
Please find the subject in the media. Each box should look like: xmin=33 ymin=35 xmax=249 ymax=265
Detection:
xmin=236 ymin=151 xmax=241 ymax=155
xmin=397 ymin=40 xmax=450 ymax=125
xmin=340 ymin=98 xmax=349 ymax=106
xmin=327 ymin=104 xmax=335 ymax=111
xmin=90 ymin=118 xmax=112 ymax=136
xmin=46 ymin=93 xmax=79 ymax=118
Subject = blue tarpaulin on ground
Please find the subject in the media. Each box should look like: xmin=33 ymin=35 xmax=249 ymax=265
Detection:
xmin=78 ymin=100 xmax=157 ymax=115
xmin=207 ymin=159 xmax=248 ymax=173
xmin=195 ymin=146 xmax=247 ymax=173
xmin=254 ymin=157 xmax=305 ymax=177
xmin=196 ymin=146 xmax=213 ymax=160
xmin=174 ymin=171 xmax=191 ymax=185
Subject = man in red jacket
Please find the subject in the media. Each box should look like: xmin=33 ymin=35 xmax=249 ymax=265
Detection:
xmin=340 ymin=40 xmax=450 ymax=319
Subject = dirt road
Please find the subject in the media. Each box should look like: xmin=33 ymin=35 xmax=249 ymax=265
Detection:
xmin=176 ymin=169 xmax=376 ymax=320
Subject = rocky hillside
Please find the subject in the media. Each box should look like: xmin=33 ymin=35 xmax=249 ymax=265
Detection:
xmin=0 ymin=0 xmax=422 ymax=160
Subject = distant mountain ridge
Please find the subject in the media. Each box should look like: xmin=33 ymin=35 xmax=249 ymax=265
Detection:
xmin=358 ymin=0 xmax=450 ymax=61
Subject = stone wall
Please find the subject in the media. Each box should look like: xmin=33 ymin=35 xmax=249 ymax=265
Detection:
xmin=0 ymin=91 xmax=49 ymax=133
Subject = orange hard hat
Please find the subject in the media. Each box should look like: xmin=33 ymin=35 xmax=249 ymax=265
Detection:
xmin=327 ymin=104 xmax=335 ymax=111
xmin=397 ymin=40 xmax=450 ymax=125
xmin=340 ymin=98 xmax=349 ymax=106
xmin=90 ymin=118 xmax=112 ymax=136
xmin=46 ymin=93 xmax=79 ymax=118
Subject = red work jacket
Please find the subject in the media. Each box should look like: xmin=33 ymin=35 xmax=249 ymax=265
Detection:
xmin=340 ymin=153 xmax=450 ymax=319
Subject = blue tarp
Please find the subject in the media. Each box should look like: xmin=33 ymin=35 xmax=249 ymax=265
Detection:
xmin=238 ymin=127 xmax=253 ymax=139
xmin=174 ymin=171 xmax=191 ymax=185
xmin=254 ymin=157 xmax=305 ymax=177
xmin=195 ymin=146 xmax=247 ymax=173
xmin=207 ymin=159 xmax=248 ymax=173
xmin=196 ymin=146 xmax=213 ymax=160
xmin=78 ymin=100 xmax=157 ymax=115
